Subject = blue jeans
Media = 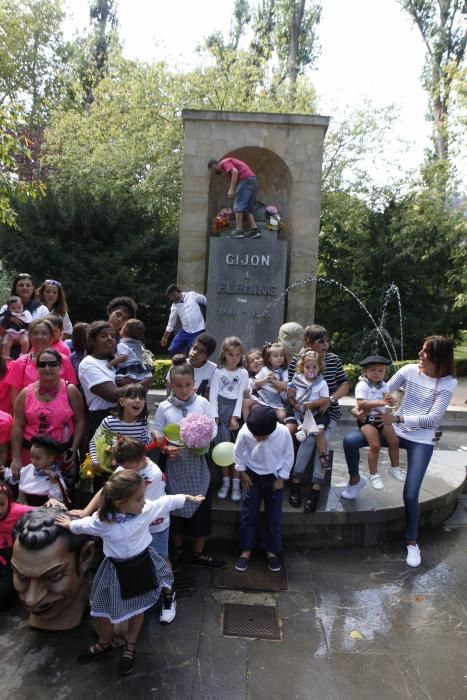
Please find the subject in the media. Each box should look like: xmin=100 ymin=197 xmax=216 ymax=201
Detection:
xmin=293 ymin=418 xmax=337 ymax=482
xmin=169 ymin=328 xmax=204 ymax=356
xmin=150 ymin=528 xmax=169 ymax=559
xmin=234 ymin=177 xmax=257 ymax=214
xmin=240 ymin=469 xmax=283 ymax=554
xmin=343 ymin=430 xmax=434 ymax=540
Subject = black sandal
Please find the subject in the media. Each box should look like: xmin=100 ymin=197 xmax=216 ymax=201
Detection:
xmin=119 ymin=641 xmax=136 ymax=675
xmin=77 ymin=640 xmax=113 ymax=663
xmin=190 ymin=551 xmax=227 ymax=569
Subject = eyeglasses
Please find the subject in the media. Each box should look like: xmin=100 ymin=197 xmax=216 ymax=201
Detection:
xmin=37 ymin=360 xmax=60 ymax=368
xmin=45 ymin=279 xmax=62 ymax=287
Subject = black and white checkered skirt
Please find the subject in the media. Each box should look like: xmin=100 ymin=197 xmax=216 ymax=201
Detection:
xmin=90 ymin=549 xmax=173 ymax=624
xmin=165 ymin=450 xmax=211 ymax=518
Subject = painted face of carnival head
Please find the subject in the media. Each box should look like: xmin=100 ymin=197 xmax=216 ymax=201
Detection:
xmin=278 ymin=322 xmax=305 ymax=361
xmin=11 ymin=508 xmax=95 ymax=631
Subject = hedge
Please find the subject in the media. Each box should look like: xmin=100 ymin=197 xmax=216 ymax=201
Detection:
xmin=152 ymin=359 xmax=172 ymax=388
xmin=344 ymin=358 xmax=466 ymax=388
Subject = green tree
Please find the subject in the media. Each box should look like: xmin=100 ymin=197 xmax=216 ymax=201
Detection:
xmin=317 ymin=180 xmax=466 ymax=362
xmin=0 ymin=105 xmax=44 ymax=227
xmin=400 ymin=0 xmax=466 ymax=161
xmin=201 ymin=0 xmax=321 ymax=107
xmin=0 ymin=0 xmax=68 ymax=126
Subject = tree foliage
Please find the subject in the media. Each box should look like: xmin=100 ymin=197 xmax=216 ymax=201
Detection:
xmin=400 ymin=0 xmax=466 ymax=161
xmin=0 ymin=105 xmax=44 ymax=227
xmin=0 ymin=0 xmax=68 ymax=126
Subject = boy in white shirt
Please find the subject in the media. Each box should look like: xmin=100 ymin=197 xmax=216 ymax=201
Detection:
xmin=354 ymin=355 xmax=401 ymax=490
xmin=234 ymin=405 xmax=294 ymax=573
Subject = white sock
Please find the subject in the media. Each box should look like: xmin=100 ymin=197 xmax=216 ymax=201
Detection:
xmin=222 ymin=476 xmax=231 ymax=486
xmin=232 ymin=478 xmax=241 ymax=489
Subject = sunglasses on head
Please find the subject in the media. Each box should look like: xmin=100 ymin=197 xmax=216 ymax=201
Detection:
xmin=37 ymin=360 xmax=60 ymax=368
xmin=45 ymin=279 xmax=62 ymax=287
xmin=17 ymin=273 xmax=32 ymax=279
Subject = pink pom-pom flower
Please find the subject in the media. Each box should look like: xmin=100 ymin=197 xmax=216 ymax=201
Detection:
xmin=180 ymin=414 xmax=215 ymax=450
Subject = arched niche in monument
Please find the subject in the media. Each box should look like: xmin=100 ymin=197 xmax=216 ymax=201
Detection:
xmin=207 ymin=146 xmax=292 ymax=234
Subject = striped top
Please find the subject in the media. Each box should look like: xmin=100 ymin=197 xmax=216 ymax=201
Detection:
xmin=288 ymin=351 xmax=348 ymax=422
xmin=89 ymin=415 xmax=151 ymax=463
xmin=387 ymin=364 xmax=457 ymax=445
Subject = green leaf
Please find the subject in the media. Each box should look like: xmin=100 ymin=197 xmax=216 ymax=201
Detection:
xmin=163 ymin=423 xmax=182 ymax=444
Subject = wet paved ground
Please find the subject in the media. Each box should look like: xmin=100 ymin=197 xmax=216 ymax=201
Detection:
xmin=1 ymin=496 xmax=467 ymax=700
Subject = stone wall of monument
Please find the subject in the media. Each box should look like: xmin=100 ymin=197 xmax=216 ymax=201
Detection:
xmin=178 ymin=110 xmax=329 ymax=328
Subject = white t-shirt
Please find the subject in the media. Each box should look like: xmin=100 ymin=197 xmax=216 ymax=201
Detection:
xmin=62 ymin=312 xmax=73 ymax=335
xmin=78 ymin=355 xmax=118 ymax=410
xmin=115 ymin=459 xmax=168 ymax=533
xmin=154 ymin=394 xmax=218 ymax=440
xmin=19 ymin=464 xmax=66 ymax=503
xmin=355 ymin=378 xmax=390 ymax=417
xmin=209 ymin=367 xmax=249 ymax=418
xmin=166 ymin=291 xmax=206 ymax=334
xmin=234 ymin=423 xmax=294 ymax=479
xmin=70 ymin=495 xmax=186 ymax=558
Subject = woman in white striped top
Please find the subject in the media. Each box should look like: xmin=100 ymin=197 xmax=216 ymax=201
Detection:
xmin=342 ymin=336 xmax=457 ymax=567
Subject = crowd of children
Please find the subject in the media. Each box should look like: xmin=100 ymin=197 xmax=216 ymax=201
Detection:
xmin=0 ymin=278 xmax=458 ymax=677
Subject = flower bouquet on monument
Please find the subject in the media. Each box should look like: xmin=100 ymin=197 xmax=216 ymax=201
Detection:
xmin=162 ymin=413 xmax=215 ymax=456
xmin=211 ymin=207 xmax=234 ymax=234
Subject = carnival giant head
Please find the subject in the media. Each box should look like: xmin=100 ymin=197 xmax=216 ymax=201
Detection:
xmin=12 ymin=508 xmax=95 ymax=631
xmin=278 ymin=322 xmax=305 ymax=362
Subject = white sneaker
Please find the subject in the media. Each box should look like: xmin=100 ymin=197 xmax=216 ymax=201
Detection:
xmin=406 ymin=544 xmax=421 ymax=568
xmin=341 ymin=475 xmax=368 ymax=500
xmin=231 ymin=486 xmax=242 ymax=502
xmin=388 ymin=466 xmax=405 ymax=482
xmin=369 ymin=474 xmax=384 ymax=490
xmin=217 ymin=482 xmax=230 ymax=499
xmin=159 ymin=592 xmax=176 ymax=624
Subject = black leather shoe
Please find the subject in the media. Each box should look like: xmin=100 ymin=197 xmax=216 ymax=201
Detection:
xmin=304 ymin=488 xmax=320 ymax=513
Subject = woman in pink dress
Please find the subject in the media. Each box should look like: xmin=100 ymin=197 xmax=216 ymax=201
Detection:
xmin=10 ymin=348 xmax=84 ymax=475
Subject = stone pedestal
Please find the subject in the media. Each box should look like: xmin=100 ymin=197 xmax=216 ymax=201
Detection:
xmin=178 ymin=110 xmax=329 ymax=329
xmin=206 ymin=237 xmax=287 ymax=349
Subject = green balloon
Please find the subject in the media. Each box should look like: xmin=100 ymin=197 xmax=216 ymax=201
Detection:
xmin=212 ymin=441 xmax=235 ymax=467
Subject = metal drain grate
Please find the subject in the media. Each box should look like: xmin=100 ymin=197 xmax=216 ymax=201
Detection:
xmin=212 ymin=562 xmax=287 ymax=592
xmin=222 ymin=603 xmax=280 ymax=640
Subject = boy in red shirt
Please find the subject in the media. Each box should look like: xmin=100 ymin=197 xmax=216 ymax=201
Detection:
xmin=208 ymin=157 xmax=261 ymax=239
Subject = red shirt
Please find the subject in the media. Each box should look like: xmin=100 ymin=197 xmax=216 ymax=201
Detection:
xmin=219 ymin=157 xmax=255 ymax=180
xmin=0 ymin=410 xmax=12 ymax=443
xmin=0 ymin=502 xmax=33 ymax=566
xmin=0 ymin=359 xmax=12 ymax=413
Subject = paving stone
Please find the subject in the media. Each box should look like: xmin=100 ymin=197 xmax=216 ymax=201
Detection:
xmin=332 ymin=652 xmax=431 ymax=700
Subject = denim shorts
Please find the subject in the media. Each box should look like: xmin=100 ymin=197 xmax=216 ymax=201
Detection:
xmin=234 ymin=177 xmax=257 ymax=213
xmin=150 ymin=528 xmax=169 ymax=559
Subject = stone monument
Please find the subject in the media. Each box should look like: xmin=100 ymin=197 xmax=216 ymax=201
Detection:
xmin=177 ymin=110 xmax=329 ymax=346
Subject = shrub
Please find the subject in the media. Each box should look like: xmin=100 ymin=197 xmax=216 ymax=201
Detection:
xmin=343 ymin=360 xmax=418 ymax=389
xmin=152 ymin=359 xmax=171 ymax=388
